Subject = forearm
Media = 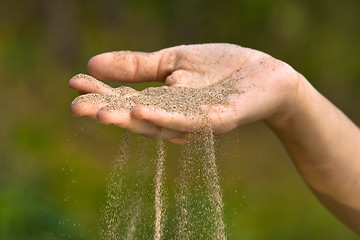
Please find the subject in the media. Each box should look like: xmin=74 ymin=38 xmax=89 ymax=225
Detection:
xmin=266 ymin=74 xmax=360 ymax=234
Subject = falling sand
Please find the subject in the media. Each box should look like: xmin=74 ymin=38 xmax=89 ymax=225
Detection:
xmin=175 ymin=128 xmax=225 ymax=240
xmin=74 ymin=73 xmax=237 ymax=239
xmin=154 ymin=140 xmax=166 ymax=240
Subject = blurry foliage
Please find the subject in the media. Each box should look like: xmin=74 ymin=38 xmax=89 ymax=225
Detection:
xmin=0 ymin=0 xmax=359 ymax=239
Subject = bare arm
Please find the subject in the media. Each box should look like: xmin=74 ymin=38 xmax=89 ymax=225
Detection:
xmin=266 ymin=74 xmax=360 ymax=234
xmin=69 ymin=43 xmax=360 ymax=234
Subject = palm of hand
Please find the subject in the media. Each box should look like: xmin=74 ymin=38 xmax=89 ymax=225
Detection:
xmin=70 ymin=44 xmax=299 ymax=143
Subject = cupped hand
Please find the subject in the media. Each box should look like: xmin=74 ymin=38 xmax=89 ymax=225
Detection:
xmin=69 ymin=43 xmax=300 ymax=143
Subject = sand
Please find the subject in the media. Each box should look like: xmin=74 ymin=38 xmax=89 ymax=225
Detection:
xmin=175 ymin=128 xmax=226 ymax=240
xmin=154 ymin=140 xmax=166 ymax=240
xmin=80 ymin=72 xmax=232 ymax=239
xmin=99 ymin=134 xmax=130 ymax=240
xmin=71 ymin=73 xmax=240 ymax=115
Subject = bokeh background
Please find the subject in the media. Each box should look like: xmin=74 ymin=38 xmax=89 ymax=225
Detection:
xmin=1 ymin=0 xmax=359 ymax=239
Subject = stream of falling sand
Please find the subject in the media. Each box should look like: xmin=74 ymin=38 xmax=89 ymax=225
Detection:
xmin=99 ymin=133 xmax=130 ymax=240
xmin=100 ymin=134 xmax=149 ymax=240
xmin=100 ymin=132 xmax=226 ymax=240
xmin=73 ymin=73 xmax=231 ymax=239
xmin=201 ymin=129 xmax=226 ymax=240
xmin=154 ymin=140 xmax=166 ymax=240
xmin=176 ymin=128 xmax=226 ymax=240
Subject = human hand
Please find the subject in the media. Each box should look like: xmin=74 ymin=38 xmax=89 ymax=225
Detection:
xmin=69 ymin=43 xmax=301 ymax=143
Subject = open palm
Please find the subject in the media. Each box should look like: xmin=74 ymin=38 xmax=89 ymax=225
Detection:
xmin=70 ymin=43 xmax=300 ymax=143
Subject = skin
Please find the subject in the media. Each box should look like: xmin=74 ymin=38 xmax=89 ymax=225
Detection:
xmin=69 ymin=43 xmax=360 ymax=235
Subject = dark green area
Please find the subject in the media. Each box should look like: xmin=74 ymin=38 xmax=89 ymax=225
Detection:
xmin=0 ymin=0 xmax=359 ymax=239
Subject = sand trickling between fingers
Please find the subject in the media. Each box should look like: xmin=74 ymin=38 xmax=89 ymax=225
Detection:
xmin=154 ymin=140 xmax=166 ymax=240
xmin=77 ymin=72 xmax=236 ymax=239
xmin=100 ymin=133 xmax=130 ymax=240
xmin=175 ymin=127 xmax=225 ymax=240
xmin=100 ymin=134 xmax=154 ymax=240
xmin=200 ymin=128 xmax=226 ymax=240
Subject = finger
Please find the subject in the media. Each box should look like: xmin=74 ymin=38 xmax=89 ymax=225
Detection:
xmin=69 ymin=74 xmax=114 ymax=94
xmin=97 ymin=105 xmax=185 ymax=139
xmin=71 ymin=93 xmax=112 ymax=118
xmin=87 ymin=47 xmax=179 ymax=83
xmin=130 ymin=105 xmax=207 ymax=132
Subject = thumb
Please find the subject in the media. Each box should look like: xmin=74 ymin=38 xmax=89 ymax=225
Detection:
xmin=87 ymin=46 xmax=179 ymax=83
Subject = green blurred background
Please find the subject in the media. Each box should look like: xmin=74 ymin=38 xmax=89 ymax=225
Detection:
xmin=0 ymin=0 xmax=359 ymax=239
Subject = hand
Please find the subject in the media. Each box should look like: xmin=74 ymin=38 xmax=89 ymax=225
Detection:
xmin=69 ymin=43 xmax=300 ymax=143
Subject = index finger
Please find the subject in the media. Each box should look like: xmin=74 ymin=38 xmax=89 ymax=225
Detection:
xmin=87 ymin=46 xmax=179 ymax=83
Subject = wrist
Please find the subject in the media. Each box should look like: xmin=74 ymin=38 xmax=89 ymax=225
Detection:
xmin=264 ymin=72 xmax=311 ymax=132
